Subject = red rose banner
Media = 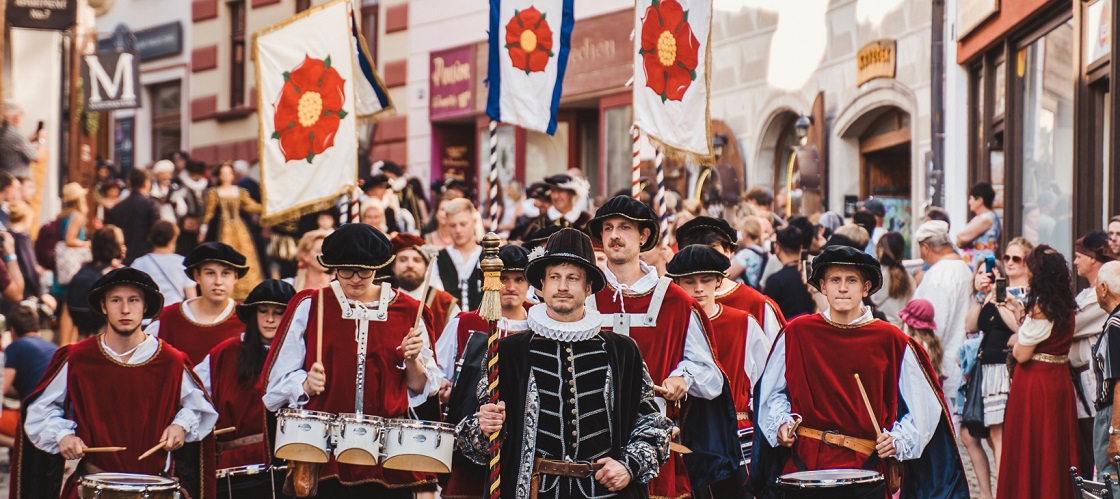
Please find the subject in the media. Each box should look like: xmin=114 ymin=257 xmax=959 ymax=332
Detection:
xmin=272 ymin=55 xmax=349 ymax=163
xmin=633 ymin=0 xmax=713 ymax=163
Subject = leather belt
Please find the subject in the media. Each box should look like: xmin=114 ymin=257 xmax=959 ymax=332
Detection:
xmin=736 ymin=412 xmax=751 ymax=421
xmin=217 ymin=433 xmax=264 ymax=452
xmin=795 ymin=426 xmax=877 ymax=457
xmin=1031 ymin=353 xmax=1069 ymax=364
xmin=531 ymin=458 xmax=606 ymax=499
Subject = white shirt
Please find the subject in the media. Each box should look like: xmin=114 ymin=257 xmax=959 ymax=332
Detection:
xmin=546 ymin=206 xmax=583 ymax=224
xmin=25 ymin=334 xmax=218 ymax=454
xmin=130 ymin=253 xmax=195 ymax=306
xmin=601 ymin=262 xmax=723 ymax=399
xmin=435 ymin=314 xmax=529 ymax=381
xmin=755 ymin=308 xmax=942 ymax=460
xmin=911 ymin=258 xmax=972 ymax=404
xmin=262 ymin=291 xmax=442 ymax=412
xmin=144 ymin=298 xmax=237 ymax=338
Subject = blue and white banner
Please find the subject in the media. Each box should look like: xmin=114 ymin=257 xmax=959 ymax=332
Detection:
xmin=487 ymin=0 xmax=574 ymax=135
xmin=351 ymin=12 xmax=393 ymax=120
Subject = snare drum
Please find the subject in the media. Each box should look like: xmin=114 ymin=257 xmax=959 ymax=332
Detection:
xmin=77 ymin=473 xmax=180 ymax=499
xmin=776 ymin=469 xmax=885 ymax=499
xmin=332 ymin=413 xmax=386 ymax=466
xmin=274 ymin=408 xmax=335 ymax=463
xmin=381 ymin=420 xmax=456 ymax=473
xmin=216 ymin=464 xmax=285 ymax=498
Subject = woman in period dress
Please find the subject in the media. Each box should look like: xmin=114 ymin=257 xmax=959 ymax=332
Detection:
xmin=199 ymin=161 xmax=264 ymax=300
xmin=996 ymin=244 xmax=1079 ymax=499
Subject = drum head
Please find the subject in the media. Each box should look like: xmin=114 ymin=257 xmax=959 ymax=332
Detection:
xmin=382 ymin=454 xmax=452 ymax=474
xmin=778 ymin=469 xmax=884 ymax=488
xmin=275 ymin=443 xmax=330 ymax=463
xmin=336 ymin=448 xmax=380 ymax=466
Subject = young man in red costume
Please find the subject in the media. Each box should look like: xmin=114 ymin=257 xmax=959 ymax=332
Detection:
xmin=390 ymin=232 xmax=460 ymax=337
xmin=146 ymin=241 xmax=248 ymax=364
xmin=667 ymin=244 xmax=769 ymax=499
xmin=195 ymin=278 xmax=295 ymax=496
xmin=675 ymin=216 xmax=785 ymax=343
xmin=587 ymin=195 xmax=740 ymax=499
xmin=14 ymin=267 xmax=218 ymax=499
xmin=750 ymin=245 xmax=967 ymax=498
xmin=262 ymin=223 xmax=443 ymax=497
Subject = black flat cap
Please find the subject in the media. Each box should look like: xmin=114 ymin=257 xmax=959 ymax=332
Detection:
xmin=318 ymin=223 xmax=394 ymax=270
xmin=666 ymin=244 xmax=731 ymax=278
xmin=587 ymin=195 xmax=660 ymax=252
xmin=87 ymin=267 xmax=165 ymax=319
xmin=183 ymin=242 xmax=249 ymax=279
xmin=525 ymin=182 xmax=551 ymax=201
xmin=676 ymin=216 xmax=736 ymax=248
xmin=499 ymin=245 xmax=531 ymax=272
xmin=378 ymin=160 xmax=404 ymax=177
xmin=808 ymin=245 xmax=883 ymax=294
xmin=236 ymin=279 xmax=296 ymax=323
xmin=525 ymin=228 xmax=606 ymax=293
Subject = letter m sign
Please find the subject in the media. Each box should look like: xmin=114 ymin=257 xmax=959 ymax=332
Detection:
xmin=82 ymin=51 xmax=141 ymax=112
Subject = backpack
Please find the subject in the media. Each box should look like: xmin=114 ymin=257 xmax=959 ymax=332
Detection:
xmin=34 ymin=219 xmax=61 ymax=271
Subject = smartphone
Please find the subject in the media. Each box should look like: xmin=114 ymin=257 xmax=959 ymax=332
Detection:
xmin=984 ymin=256 xmax=996 ymax=277
xmin=1007 ymin=286 xmax=1027 ymax=301
xmin=995 ymin=278 xmax=1008 ymax=303
xmin=800 ymin=251 xmax=810 ymax=283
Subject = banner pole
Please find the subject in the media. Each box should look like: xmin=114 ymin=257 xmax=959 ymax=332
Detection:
xmin=631 ymin=126 xmax=641 ymax=199
xmin=487 ymin=120 xmax=499 ymax=232
xmin=655 ymin=148 xmax=667 ymax=244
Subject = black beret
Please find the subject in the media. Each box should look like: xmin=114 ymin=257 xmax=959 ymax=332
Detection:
xmin=808 ymin=245 xmax=883 ymax=294
xmin=236 ymin=279 xmax=296 ymax=323
xmin=587 ymin=195 xmax=660 ymax=252
xmin=364 ymin=174 xmax=390 ymax=189
xmin=183 ymin=242 xmax=248 ymax=279
xmin=544 ymin=174 xmax=573 ymax=187
xmin=378 ymin=160 xmax=404 ymax=177
xmin=523 ymin=225 xmax=566 ymax=250
xmin=676 ymin=216 xmax=736 ymax=248
xmin=666 ymin=245 xmax=730 ymax=278
xmin=499 ymin=245 xmax=531 ymax=272
xmin=525 ymin=182 xmax=552 ymax=201
xmin=318 ymin=223 xmax=395 ymax=270
xmin=524 ymin=228 xmax=606 ymax=293
xmin=87 ymin=267 xmax=165 ymax=320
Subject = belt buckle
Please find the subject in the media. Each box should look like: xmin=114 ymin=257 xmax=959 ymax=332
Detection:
xmin=821 ymin=430 xmax=841 ymax=448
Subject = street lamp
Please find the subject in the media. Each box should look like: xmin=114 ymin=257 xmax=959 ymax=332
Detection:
xmin=712 ymin=133 xmax=727 ymax=162
xmin=794 ymin=114 xmax=813 ymax=142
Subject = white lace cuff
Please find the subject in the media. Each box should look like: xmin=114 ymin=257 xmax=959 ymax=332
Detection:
xmin=886 ymin=425 xmax=918 ymax=460
xmin=762 ymin=400 xmax=795 ymax=447
xmin=172 ymin=410 xmax=199 ymax=440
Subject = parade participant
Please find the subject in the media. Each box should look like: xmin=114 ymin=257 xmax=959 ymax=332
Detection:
xmin=751 ymin=245 xmax=968 ymax=498
xmin=676 ymin=216 xmax=785 ymax=342
xmin=1092 ymin=261 xmax=1120 ymax=487
xmin=262 ymin=223 xmax=442 ymax=496
xmin=431 ymin=198 xmax=484 ymax=310
xmin=440 ymin=243 xmax=533 ymax=499
xmin=459 ymin=228 xmax=673 ymax=499
xmin=391 ymin=232 xmax=460 ymax=336
xmin=195 ymin=279 xmax=295 ymax=496
xmin=146 ymin=242 xmax=248 ymax=364
xmin=517 ymin=174 xmax=592 ymax=238
xmin=667 ymin=244 xmax=768 ymax=499
xmin=587 ymin=195 xmax=739 ymax=499
xmin=14 ymin=267 xmax=218 ymax=499
xmin=377 ymin=160 xmax=429 ymax=227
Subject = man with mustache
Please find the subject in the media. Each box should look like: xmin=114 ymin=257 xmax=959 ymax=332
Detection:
xmin=390 ymin=233 xmax=460 ymax=336
xmin=14 ymin=268 xmax=218 ymax=498
xmin=146 ymin=242 xmax=248 ymax=364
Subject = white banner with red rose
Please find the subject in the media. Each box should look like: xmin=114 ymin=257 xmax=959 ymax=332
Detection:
xmin=632 ymin=0 xmax=713 ymax=163
xmin=255 ymin=0 xmax=361 ymax=225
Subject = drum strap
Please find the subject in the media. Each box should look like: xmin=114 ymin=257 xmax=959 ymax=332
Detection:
xmin=794 ymin=426 xmax=877 ymax=457
xmin=216 ymin=433 xmax=264 ymax=452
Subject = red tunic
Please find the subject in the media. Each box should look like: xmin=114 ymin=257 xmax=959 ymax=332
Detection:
xmin=716 ymin=281 xmax=786 ymax=328
xmin=709 ymin=306 xmax=754 ymax=431
xmin=158 ymin=301 xmax=246 ymax=365
xmin=783 ymin=314 xmax=910 ymax=474
xmin=424 ymin=288 xmax=458 ymax=340
xmin=997 ymin=320 xmax=1079 ymax=499
xmin=264 ymin=287 xmax=435 ymax=488
xmin=207 ymin=336 xmax=268 ymax=469
xmin=595 ymin=282 xmax=706 ymax=499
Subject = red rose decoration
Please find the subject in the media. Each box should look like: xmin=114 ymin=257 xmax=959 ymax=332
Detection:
xmin=639 ymin=0 xmax=700 ymax=102
xmin=271 ymin=55 xmax=349 ymax=163
xmin=505 ymin=7 xmax=554 ymax=74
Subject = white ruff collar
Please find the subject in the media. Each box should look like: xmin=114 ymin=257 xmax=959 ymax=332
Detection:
xmin=527 ymin=303 xmax=601 ymax=342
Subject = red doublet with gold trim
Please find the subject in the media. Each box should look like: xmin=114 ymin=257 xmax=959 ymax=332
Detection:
xmin=158 ymin=301 xmax=246 ymax=365
xmin=425 ymin=288 xmax=458 ymax=340
xmin=716 ymin=281 xmax=785 ymax=329
xmin=207 ymin=336 xmax=268 ymax=469
xmin=709 ymin=306 xmax=754 ymax=430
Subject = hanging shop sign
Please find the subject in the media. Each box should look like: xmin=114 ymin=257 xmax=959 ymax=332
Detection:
xmin=82 ymin=51 xmax=142 ymax=112
xmin=430 ymin=45 xmax=475 ymax=120
xmin=6 ymin=0 xmax=76 ymax=31
xmin=856 ymin=40 xmax=896 ymax=87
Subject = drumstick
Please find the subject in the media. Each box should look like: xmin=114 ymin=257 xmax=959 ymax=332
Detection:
xmin=137 ymin=440 xmax=168 ymax=461
xmin=411 ymin=250 xmax=437 ymax=330
xmin=214 ymin=427 xmax=236 ymax=436
xmin=854 ymin=373 xmax=882 ymax=437
xmin=82 ymin=447 xmax=125 ymax=453
xmin=316 ymin=287 xmax=323 ymax=366
xmin=653 ymin=385 xmax=668 ymax=396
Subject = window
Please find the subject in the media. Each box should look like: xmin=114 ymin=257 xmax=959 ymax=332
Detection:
xmin=229 ymin=0 xmax=246 ymax=108
xmin=150 ymin=82 xmax=182 ymax=162
xmin=361 ymin=3 xmax=378 ymax=66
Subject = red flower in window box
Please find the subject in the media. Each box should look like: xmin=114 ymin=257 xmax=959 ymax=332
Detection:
xmin=505 ymin=7 xmax=554 ymax=74
xmin=271 ymin=55 xmax=349 ymax=163
xmin=639 ymin=0 xmax=700 ymax=102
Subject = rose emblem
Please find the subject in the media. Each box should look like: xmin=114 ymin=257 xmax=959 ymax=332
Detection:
xmin=505 ymin=7 xmax=554 ymax=74
xmin=639 ymin=0 xmax=700 ymax=102
xmin=271 ymin=55 xmax=349 ymax=163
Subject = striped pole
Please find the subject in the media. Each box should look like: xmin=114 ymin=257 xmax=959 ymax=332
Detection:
xmin=655 ymin=149 xmax=668 ymax=244
xmin=351 ymin=186 xmax=361 ymax=224
xmin=488 ymin=120 xmax=500 ymax=232
xmin=631 ymin=126 xmax=641 ymax=199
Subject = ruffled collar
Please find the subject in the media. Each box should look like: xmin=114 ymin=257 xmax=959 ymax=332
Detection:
xmin=178 ymin=171 xmax=208 ymax=193
xmin=547 ymin=205 xmax=582 ymax=224
xmin=527 ymin=303 xmax=601 ymax=342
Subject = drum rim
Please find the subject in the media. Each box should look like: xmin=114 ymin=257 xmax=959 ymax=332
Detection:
xmin=776 ymin=469 xmax=884 ymax=488
xmin=215 ymin=464 xmax=269 ymax=478
xmin=277 ymin=408 xmax=336 ymax=421
xmin=386 ymin=419 xmax=456 ymax=431
xmin=78 ymin=472 xmax=179 ymax=489
xmin=336 ymin=413 xmax=388 ymax=424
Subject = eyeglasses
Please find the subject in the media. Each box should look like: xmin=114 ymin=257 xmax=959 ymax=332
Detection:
xmin=336 ymin=268 xmax=375 ymax=280
xmin=1002 ymin=255 xmax=1023 ymax=264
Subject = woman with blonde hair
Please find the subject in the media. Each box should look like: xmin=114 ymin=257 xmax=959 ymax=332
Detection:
xmin=293 ymin=229 xmax=332 ymax=291
xmin=53 ymin=182 xmax=90 ymax=346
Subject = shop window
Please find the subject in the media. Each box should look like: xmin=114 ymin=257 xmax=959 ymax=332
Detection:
xmin=150 ymin=81 xmax=182 ymax=163
xmin=229 ymin=0 xmax=246 ymax=108
xmin=1017 ymin=20 xmax=1075 ymax=257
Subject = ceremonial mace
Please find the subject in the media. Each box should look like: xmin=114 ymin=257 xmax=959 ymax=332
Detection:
xmin=478 ymin=233 xmax=504 ymax=499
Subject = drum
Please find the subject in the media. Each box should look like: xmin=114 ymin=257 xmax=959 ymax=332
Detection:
xmin=274 ymin=408 xmax=334 ymax=463
xmin=737 ymin=427 xmax=753 ymax=466
xmin=776 ymin=469 xmax=885 ymax=499
xmin=77 ymin=473 xmax=180 ymax=499
xmin=332 ymin=413 xmax=387 ymax=466
xmin=216 ymin=464 xmax=285 ymax=498
xmin=381 ymin=419 xmax=456 ymax=473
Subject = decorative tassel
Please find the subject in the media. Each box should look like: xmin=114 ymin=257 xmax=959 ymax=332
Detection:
xmin=478 ymin=232 xmax=504 ymax=499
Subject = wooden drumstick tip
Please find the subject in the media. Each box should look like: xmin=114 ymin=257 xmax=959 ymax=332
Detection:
xmin=137 ymin=440 xmax=168 ymax=461
xmin=653 ymin=385 xmax=668 ymax=396
xmin=214 ymin=427 xmax=236 ymax=436
xmin=82 ymin=446 xmax=125 ymax=453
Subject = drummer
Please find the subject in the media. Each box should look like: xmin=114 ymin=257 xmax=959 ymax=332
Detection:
xmin=750 ymin=246 xmax=968 ymax=498
xmin=13 ymin=268 xmax=218 ymax=499
xmin=262 ymin=223 xmax=443 ymax=497
xmin=195 ymin=279 xmax=295 ymax=497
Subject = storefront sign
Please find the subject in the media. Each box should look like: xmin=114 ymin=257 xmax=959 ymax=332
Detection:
xmin=562 ymin=9 xmax=631 ymax=98
xmin=99 ymin=22 xmax=183 ymax=62
xmin=82 ymin=51 xmax=141 ymax=112
xmin=6 ymin=0 xmax=76 ymax=31
xmin=430 ymin=46 xmax=474 ymax=121
xmin=1085 ymin=0 xmax=1111 ymax=67
xmin=856 ymin=40 xmax=896 ymax=87
xmin=956 ymin=0 xmax=999 ymax=39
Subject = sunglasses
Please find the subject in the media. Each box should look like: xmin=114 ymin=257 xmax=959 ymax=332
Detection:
xmin=1002 ymin=255 xmax=1023 ymax=264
